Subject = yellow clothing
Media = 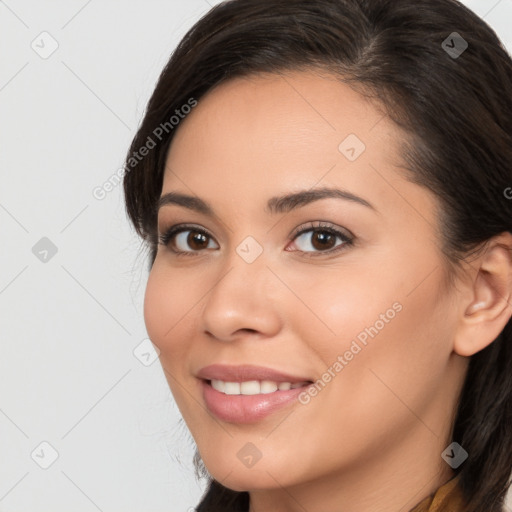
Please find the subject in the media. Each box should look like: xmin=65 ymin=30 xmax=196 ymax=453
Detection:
xmin=410 ymin=475 xmax=466 ymax=512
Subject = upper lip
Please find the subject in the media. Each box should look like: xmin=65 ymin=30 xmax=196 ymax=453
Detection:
xmin=197 ymin=364 xmax=313 ymax=383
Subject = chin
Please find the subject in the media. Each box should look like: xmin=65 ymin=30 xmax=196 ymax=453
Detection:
xmin=211 ymin=470 xmax=287 ymax=492
xmin=201 ymin=453 xmax=303 ymax=492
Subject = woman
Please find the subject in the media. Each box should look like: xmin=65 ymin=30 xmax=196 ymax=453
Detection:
xmin=122 ymin=0 xmax=512 ymax=510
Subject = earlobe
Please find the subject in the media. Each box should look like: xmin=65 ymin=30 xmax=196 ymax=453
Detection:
xmin=454 ymin=232 xmax=512 ymax=357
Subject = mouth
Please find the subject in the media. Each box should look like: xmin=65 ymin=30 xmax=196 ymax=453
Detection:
xmin=205 ymin=378 xmax=313 ymax=395
xmin=197 ymin=365 xmax=315 ymax=424
xmin=197 ymin=363 xmax=313 ymax=386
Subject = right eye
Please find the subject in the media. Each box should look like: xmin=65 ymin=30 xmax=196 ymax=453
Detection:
xmin=158 ymin=224 xmax=219 ymax=256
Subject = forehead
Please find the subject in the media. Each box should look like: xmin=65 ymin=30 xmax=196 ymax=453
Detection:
xmin=167 ymin=70 xmax=392 ymax=164
xmin=160 ymin=70 xmax=435 ymax=227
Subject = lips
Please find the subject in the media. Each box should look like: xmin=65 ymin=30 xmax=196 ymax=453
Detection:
xmin=197 ymin=364 xmax=314 ymax=424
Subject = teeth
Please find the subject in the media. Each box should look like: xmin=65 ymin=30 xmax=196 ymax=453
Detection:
xmin=211 ymin=379 xmax=225 ymax=392
xmin=260 ymin=380 xmax=278 ymax=393
xmin=224 ymin=382 xmax=240 ymax=395
xmin=210 ymin=379 xmax=308 ymax=395
xmin=240 ymin=381 xmax=260 ymax=395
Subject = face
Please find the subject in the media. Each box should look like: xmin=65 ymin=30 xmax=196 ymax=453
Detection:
xmin=144 ymin=70 xmax=466 ymax=496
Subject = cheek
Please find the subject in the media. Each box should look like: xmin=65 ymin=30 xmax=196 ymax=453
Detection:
xmin=143 ymin=265 xmax=203 ymax=419
xmin=143 ymin=268 xmax=166 ymax=350
xmin=318 ymin=269 xmax=453 ymax=427
xmin=279 ymin=260 xmax=402 ymax=356
xmin=287 ymin=254 xmax=453 ymax=416
xmin=143 ymin=263 xmax=194 ymax=358
xmin=303 ymin=243 xmax=452 ymax=363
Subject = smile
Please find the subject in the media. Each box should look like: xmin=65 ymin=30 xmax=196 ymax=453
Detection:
xmin=210 ymin=379 xmax=311 ymax=395
xmin=197 ymin=364 xmax=314 ymax=423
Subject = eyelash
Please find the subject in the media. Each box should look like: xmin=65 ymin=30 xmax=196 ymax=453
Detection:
xmin=158 ymin=221 xmax=354 ymax=259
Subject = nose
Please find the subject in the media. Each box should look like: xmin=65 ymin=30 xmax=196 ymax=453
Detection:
xmin=200 ymin=255 xmax=282 ymax=343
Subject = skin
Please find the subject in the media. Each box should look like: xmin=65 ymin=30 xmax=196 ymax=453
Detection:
xmin=143 ymin=69 xmax=512 ymax=512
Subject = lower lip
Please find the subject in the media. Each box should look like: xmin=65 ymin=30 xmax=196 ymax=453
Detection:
xmin=201 ymin=380 xmax=311 ymax=424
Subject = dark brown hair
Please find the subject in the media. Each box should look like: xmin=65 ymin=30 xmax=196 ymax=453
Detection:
xmin=123 ymin=0 xmax=512 ymax=510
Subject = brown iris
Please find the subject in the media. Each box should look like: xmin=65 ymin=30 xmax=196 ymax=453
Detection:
xmin=187 ymin=230 xmax=209 ymax=250
xmin=308 ymin=230 xmax=336 ymax=251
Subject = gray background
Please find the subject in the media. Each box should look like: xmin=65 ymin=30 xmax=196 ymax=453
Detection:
xmin=1 ymin=1 xmax=511 ymax=511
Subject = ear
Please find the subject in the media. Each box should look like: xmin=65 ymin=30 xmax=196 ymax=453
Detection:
xmin=453 ymin=232 xmax=512 ymax=357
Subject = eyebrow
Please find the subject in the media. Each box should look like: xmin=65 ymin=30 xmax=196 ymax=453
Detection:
xmin=156 ymin=187 xmax=377 ymax=216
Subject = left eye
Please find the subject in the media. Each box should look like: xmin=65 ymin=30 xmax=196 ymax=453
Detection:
xmin=288 ymin=226 xmax=352 ymax=255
